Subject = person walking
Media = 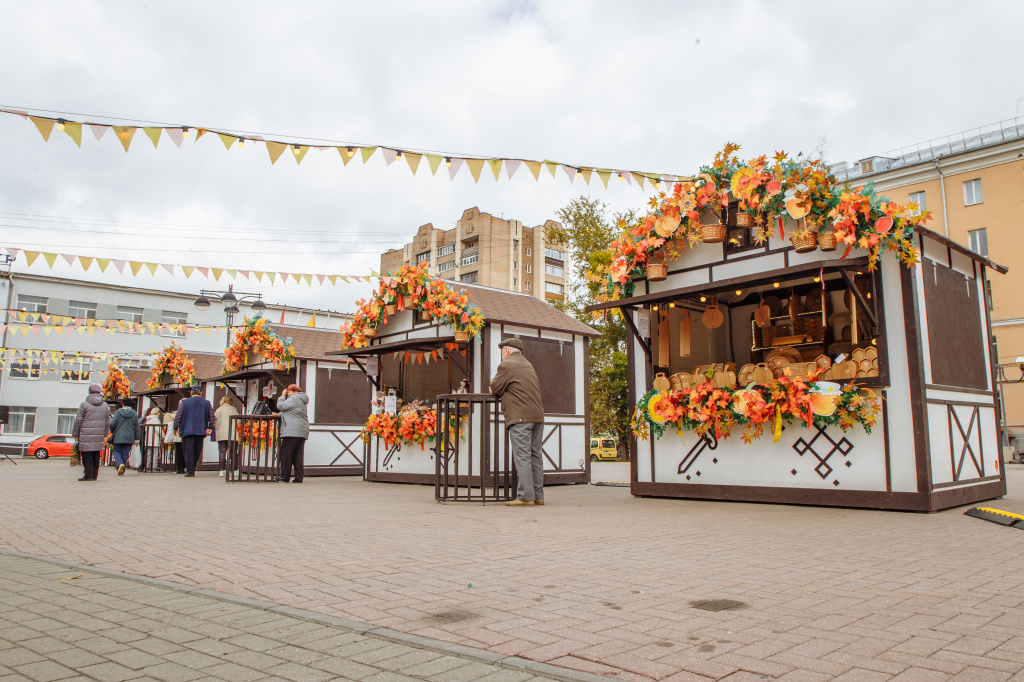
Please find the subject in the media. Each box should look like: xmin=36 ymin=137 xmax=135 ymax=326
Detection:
xmin=163 ymin=411 xmax=182 ymax=473
xmin=488 ymin=338 xmax=545 ymax=506
xmin=214 ymin=396 xmax=238 ymax=477
xmin=72 ymin=384 xmax=111 ymax=481
xmin=142 ymin=407 xmax=162 ymax=471
xmin=173 ymin=384 xmax=215 ymax=477
xmin=274 ymin=384 xmax=309 ymax=483
xmin=108 ymin=398 xmax=141 ymax=476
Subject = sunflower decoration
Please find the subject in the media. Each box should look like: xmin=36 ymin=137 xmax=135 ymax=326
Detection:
xmin=730 ymin=167 xmax=760 ymax=200
xmin=647 ymin=391 xmax=671 ymax=424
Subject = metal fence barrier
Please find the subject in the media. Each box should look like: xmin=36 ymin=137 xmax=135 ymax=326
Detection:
xmin=226 ymin=415 xmax=280 ymax=483
xmin=435 ymin=394 xmax=516 ymax=503
xmin=138 ymin=423 xmax=176 ymax=473
xmin=0 ymin=443 xmax=29 ymax=459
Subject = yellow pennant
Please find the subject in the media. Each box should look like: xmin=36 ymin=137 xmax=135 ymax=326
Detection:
xmin=212 ymin=268 xmax=223 ymax=281
xmin=145 ymin=262 xmax=158 ymax=276
xmin=182 ymin=265 xmax=194 ymax=278
xmin=205 ymin=327 xmax=211 ymax=336
xmin=425 ymin=154 xmax=443 ymax=175
xmin=253 ymin=270 xmax=264 ymax=282
xmin=634 ymin=173 xmax=646 ymax=190
xmin=487 ymin=159 xmax=503 ymax=181
xmin=43 ymin=326 xmax=52 ymax=337
xmin=43 ymin=252 xmax=58 ymax=268
xmin=360 ymin=146 xmax=377 ymax=163
xmin=112 ymin=126 xmax=137 ymax=152
xmin=142 ymin=127 xmax=162 ymax=149
xmin=96 ymin=258 xmax=110 ymax=272
xmin=216 ymin=133 xmax=236 ymax=150
xmin=581 ymin=169 xmax=593 ymax=185
xmin=466 ymin=159 xmax=485 ymax=183
xmin=62 ymin=121 xmax=83 ymax=147
xmin=544 ymin=160 xmax=559 ymax=177
xmin=524 ymin=160 xmax=542 ymax=180
xmin=226 ymin=269 xmax=237 ymax=279
xmin=597 ymin=170 xmax=611 ymax=188
xmin=328 ymin=275 xmax=338 ymax=285
xmin=78 ymin=256 xmax=94 ymax=271
xmin=291 ymin=273 xmax=302 ymax=283
xmin=129 ymin=261 xmax=144 ymax=276
xmin=404 ymin=152 xmax=422 ymax=175
xmin=266 ymin=141 xmax=287 ymax=165
xmin=293 ymin=145 xmax=309 ymax=164
xmin=29 ymin=116 xmax=55 ymax=141
xmin=337 ymin=147 xmax=357 ymax=166
xmin=302 ymin=274 xmax=312 ymax=286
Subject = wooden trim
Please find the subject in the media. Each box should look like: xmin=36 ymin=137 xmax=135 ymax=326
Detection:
xmin=925 ymin=384 xmax=996 ymax=396
xmin=631 ymin=480 xmax=929 ymax=511
xmin=366 ymin=470 xmax=586 ymax=485
xmin=627 ymin=316 xmax=638 ymax=481
xmin=583 ymin=337 xmax=591 ymax=483
xmin=932 ymin=475 xmax=1002 ymax=489
xmin=901 ymin=265 xmax=933 ymax=493
xmin=915 ymin=225 xmax=1008 ymax=274
xmin=881 ymin=395 xmax=892 ymax=492
xmin=304 ymin=465 xmax=364 ymax=477
xmin=981 ymin=265 xmax=1008 ymax=494
xmin=927 ymin=479 xmax=1006 ymax=511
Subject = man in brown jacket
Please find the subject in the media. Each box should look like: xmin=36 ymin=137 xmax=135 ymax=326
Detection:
xmin=489 ymin=338 xmax=545 ymax=506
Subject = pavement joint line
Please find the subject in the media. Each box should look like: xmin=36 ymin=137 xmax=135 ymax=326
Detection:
xmin=0 ymin=548 xmax=612 ymax=682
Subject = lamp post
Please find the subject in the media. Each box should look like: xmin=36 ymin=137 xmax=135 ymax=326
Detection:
xmin=193 ymin=285 xmax=267 ymax=346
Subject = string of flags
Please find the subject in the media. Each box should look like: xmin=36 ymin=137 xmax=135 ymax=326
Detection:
xmin=3 ymin=308 xmax=246 ymax=331
xmin=3 ymin=247 xmax=380 ymax=286
xmin=1 ymin=320 xmax=230 ymax=338
xmin=1 ymin=107 xmax=690 ymax=190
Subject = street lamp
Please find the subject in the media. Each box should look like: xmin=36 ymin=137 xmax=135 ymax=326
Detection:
xmin=193 ymin=284 xmax=267 ymax=345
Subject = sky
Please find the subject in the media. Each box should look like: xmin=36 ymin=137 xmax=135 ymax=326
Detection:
xmin=1 ymin=0 xmax=1021 ymax=316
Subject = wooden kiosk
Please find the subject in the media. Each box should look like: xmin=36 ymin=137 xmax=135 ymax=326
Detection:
xmin=586 ymin=149 xmax=1007 ymax=511
xmin=332 ymin=273 xmax=597 ymax=486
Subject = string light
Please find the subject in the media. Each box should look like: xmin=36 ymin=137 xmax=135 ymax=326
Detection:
xmin=735 ymin=289 xmax=743 ymax=296
xmin=445 ymin=157 xmax=452 ymax=167
xmin=773 ymin=282 xmax=780 ymax=288
xmin=652 ymin=304 xmax=658 ymax=310
xmin=346 ymin=146 xmax=354 ymax=157
xmin=57 ymin=118 xmax=66 ymax=130
xmin=575 ymin=168 xmax=582 ymax=178
xmin=668 ymin=302 xmax=675 ymax=308
xmin=654 ymin=181 xmax=662 ymax=190
xmin=237 ymin=137 xmax=245 ymax=149
xmin=618 ymin=173 xmax=624 ymax=181
xmin=396 ymin=150 xmax=403 ymax=161
xmin=181 ymin=127 xmax=190 ymax=138
xmin=699 ymin=295 xmax=707 ymax=303
xmin=292 ymin=144 xmax=301 ymax=155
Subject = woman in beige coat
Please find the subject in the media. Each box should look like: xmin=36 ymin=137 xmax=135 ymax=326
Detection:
xmin=214 ymin=396 xmax=239 ymax=476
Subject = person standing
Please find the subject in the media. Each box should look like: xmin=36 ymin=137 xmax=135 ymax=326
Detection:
xmin=488 ymin=338 xmax=545 ymax=507
xmin=173 ymin=384 xmax=215 ymax=477
xmin=274 ymin=384 xmax=309 ymax=483
xmin=214 ymin=396 xmax=238 ymax=477
xmin=72 ymin=384 xmax=111 ymax=481
xmin=108 ymin=398 xmax=141 ymax=476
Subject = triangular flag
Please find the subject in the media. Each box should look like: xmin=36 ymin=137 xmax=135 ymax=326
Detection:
xmin=432 ymin=350 xmax=438 ymax=361
xmin=216 ymin=133 xmax=236 ymax=150
xmin=5 ymin=247 xmax=20 ymax=259
xmin=165 ymin=127 xmax=184 ymax=148
xmin=182 ymin=265 xmax=194 ymax=278
xmin=238 ymin=270 xmax=250 ymax=280
xmin=291 ymin=273 xmax=301 ymax=283
xmin=79 ymin=256 xmax=94 ymax=271
xmin=447 ymin=157 xmax=464 ymax=180
xmin=292 ymin=145 xmax=309 ymax=164
xmin=160 ymin=263 xmax=175 ymax=275
xmin=634 ymin=173 xmax=646 ymax=189
xmin=621 ymin=171 xmax=633 ymax=186
xmin=505 ymin=159 xmax=522 ymax=180
xmin=195 ymin=128 xmax=209 ymax=142
xmin=253 ymin=271 xmax=264 ymax=282
xmin=405 ymin=153 xmax=422 ymax=174
xmin=425 ymin=154 xmax=443 ymax=175
xmin=597 ymin=170 xmax=611 ymax=188
xmin=487 ymin=159 xmax=502 ymax=181
xmin=525 ymin=161 xmax=542 ymax=180
xmin=581 ymin=169 xmax=593 ymax=185
xmin=196 ymin=266 xmax=209 ymax=278
xmin=337 ymin=147 xmax=357 ymax=166
xmin=466 ymin=159 xmax=485 ymax=183
xmin=267 ymin=272 xmax=276 ymax=284
xmin=328 ymin=275 xmax=338 ymax=285
xmin=60 ymin=253 xmax=76 ymax=266
xmin=381 ymin=148 xmax=398 ymax=166
xmin=360 ymin=146 xmax=377 ymax=163
xmin=306 ymin=314 xmax=316 ymax=328
xmin=62 ymin=121 xmax=83 ymax=147
xmin=43 ymin=326 xmax=52 ymax=337
xmin=226 ymin=269 xmax=237 ymax=280
xmin=544 ymin=161 xmax=559 ymax=177
xmin=145 ymin=262 xmax=158 ymax=276
xmin=211 ymin=268 xmax=223 ymax=281
xmin=111 ymin=126 xmax=137 ymax=152
xmin=143 ymin=127 xmax=162 ymax=149
xmin=561 ymin=165 xmax=576 ymax=184
xmin=266 ymin=141 xmax=287 ymax=165
xmin=43 ymin=253 xmax=58 ymax=268
xmin=204 ymin=327 xmax=211 ymax=336
xmin=417 ymin=353 xmax=423 ymax=365
xmin=302 ymin=274 xmax=312 ymax=286
xmin=29 ymin=116 xmax=55 ymax=142
xmin=96 ymin=258 xmax=110 ymax=272
xmin=315 ymin=274 xmax=325 ymax=285
xmin=89 ymin=124 xmax=108 ymax=141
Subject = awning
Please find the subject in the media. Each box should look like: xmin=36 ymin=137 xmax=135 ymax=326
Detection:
xmin=200 ymin=367 xmax=295 ymax=384
xmin=133 ymin=385 xmax=192 ymax=397
xmin=327 ymin=335 xmax=459 ymax=358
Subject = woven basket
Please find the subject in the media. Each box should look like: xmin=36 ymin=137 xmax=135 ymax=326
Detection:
xmin=700 ymin=223 xmax=727 ymax=244
xmin=736 ymin=213 xmax=755 ymax=228
xmin=790 ymin=232 xmax=818 ymax=254
xmin=402 ymin=295 xmax=415 ymax=309
xmin=646 ymin=262 xmax=668 ymax=282
xmin=454 ymin=331 xmax=469 ymax=343
xmin=365 ymin=327 xmax=378 ymax=338
xmin=385 ymin=304 xmax=398 ymax=315
xmin=818 ymin=232 xmax=837 ymax=252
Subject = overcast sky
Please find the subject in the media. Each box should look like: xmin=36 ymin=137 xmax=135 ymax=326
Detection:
xmin=1 ymin=0 xmax=1021 ymax=315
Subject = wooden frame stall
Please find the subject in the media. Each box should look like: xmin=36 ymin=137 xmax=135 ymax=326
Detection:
xmin=332 ymin=283 xmax=598 ymax=486
xmin=588 ymin=225 xmax=1007 ymax=512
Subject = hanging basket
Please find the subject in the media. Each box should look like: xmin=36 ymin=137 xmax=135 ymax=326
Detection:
xmin=275 ymin=361 xmax=290 ymax=372
xmin=700 ymin=223 xmax=727 ymax=244
xmin=454 ymin=331 xmax=469 ymax=343
xmin=646 ymin=262 xmax=668 ymax=282
xmin=364 ymin=327 xmax=378 ymax=339
xmin=402 ymin=296 xmax=415 ymax=309
xmin=736 ymin=213 xmax=755 ymax=228
xmin=385 ymin=304 xmax=398 ymax=315
xmin=818 ymin=232 xmax=838 ymax=252
xmin=790 ymin=232 xmax=818 ymax=254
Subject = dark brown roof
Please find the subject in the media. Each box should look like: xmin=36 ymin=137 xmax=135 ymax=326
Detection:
xmin=274 ymin=325 xmax=344 ymax=359
xmin=456 ymin=284 xmax=599 ymax=337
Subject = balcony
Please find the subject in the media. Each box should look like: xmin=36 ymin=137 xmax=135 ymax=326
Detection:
xmin=461 ymin=246 xmax=479 ymax=258
xmin=460 ymin=254 xmax=478 ymax=266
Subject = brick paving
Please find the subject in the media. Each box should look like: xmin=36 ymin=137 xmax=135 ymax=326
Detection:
xmin=2 ymin=461 xmax=1024 ymax=681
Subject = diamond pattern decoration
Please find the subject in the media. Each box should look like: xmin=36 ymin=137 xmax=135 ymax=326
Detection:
xmin=792 ymin=425 xmax=854 ymax=481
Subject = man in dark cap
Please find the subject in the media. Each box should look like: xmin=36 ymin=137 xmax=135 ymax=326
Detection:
xmin=489 ymin=337 xmax=545 ymax=506
xmin=173 ymin=384 xmax=215 ymax=477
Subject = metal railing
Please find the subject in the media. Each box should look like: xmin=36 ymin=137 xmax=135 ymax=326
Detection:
xmin=138 ymin=423 xmax=175 ymax=473
xmin=0 ymin=443 xmax=29 ymax=459
xmin=435 ymin=394 xmax=516 ymax=503
xmin=226 ymin=415 xmax=280 ymax=483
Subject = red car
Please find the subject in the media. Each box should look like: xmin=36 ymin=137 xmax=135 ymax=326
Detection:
xmin=28 ymin=435 xmax=76 ymax=458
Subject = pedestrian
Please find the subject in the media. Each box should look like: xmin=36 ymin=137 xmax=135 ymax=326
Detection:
xmin=173 ymin=384 xmax=215 ymax=477
xmin=214 ymin=396 xmax=238 ymax=477
xmin=108 ymin=398 xmax=141 ymax=476
xmin=488 ymin=338 xmax=545 ymax=506
xmin=72 ymin=384 xmax=111 ymax=481
xmin=274 ymin=384 xmax=309 ymax=483
xmin=142 ymin=407 xmax=162 ymax=471
xmin=162 ymin=411 xmax=182 ymax=473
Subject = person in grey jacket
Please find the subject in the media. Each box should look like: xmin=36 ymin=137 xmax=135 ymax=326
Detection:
xmin=109 ymin=398 xmax=141 ymax=476
xmin=73 ymin=384 xmax=111 ymax=481
xmin=274 ymin=384 xmax=309 ymax=483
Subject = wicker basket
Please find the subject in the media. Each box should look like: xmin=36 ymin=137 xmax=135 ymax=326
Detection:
xmin=402 ymin=295 xmax=415 ymax=309
xmin=454 ymin=331 xmax=469 ymax=343
xmin=700 ymin=223 xmax=727 ymax=244
xmin=646 ymin=262 xmax=668 ymax=282
xmin=385 ymin=304 xmax=398 ymax=315
xmin=818 ymin=232 xmax=837 ymax=252
xmin=365 ymin=327 xmax=378 ymax=338
xmin=790 ymin=232 xmax=818 ymax=254
xmin=736 ymin=212 xmax=755 ymax=228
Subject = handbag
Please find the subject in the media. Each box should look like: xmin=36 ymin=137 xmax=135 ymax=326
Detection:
xmin=128 ymin=445 xmax=142 ymax=469
xmin=70 ymin=442 xmax=80 ymax=467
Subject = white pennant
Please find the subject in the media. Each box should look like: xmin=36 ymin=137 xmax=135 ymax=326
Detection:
xmin=111 ymin=259 xmax=127 ymax=274
xmin=89 ymin=124 xmax=109 ymax=141
xmin=447 ymin=158 xmax=464 ymax=180
xmin=160 ymin=263 xmax=175 ymax=275
xmin=61 ymin=253 xmax=76 ymax=266
xmin=505 ymin=159 xmax=523 ymax=180
xmin=381 ymin=148 xmax=398 ymax=166
xmin=561 ymin=165 xmax=576 ymax=184
xmin=165 ymin=127 xmax=184 ymax=148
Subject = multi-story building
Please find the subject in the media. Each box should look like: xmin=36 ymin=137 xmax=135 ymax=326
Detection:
xmin=380 ymin=207 xmax=567 ymax=303
xmin=0 ymin=270 xmax=346 ymax=448
xmin=830 ymin=119 xmax=1024 ymax=435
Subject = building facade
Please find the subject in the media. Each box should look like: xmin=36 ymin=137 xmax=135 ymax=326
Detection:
xmin=830 ymin=120 xmax=1024 ymax=434
xmin=380 ymin=207 xmax=567 ymax=303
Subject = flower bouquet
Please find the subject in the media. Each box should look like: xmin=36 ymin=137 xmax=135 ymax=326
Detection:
xmin=102 ymin=360 xmax=133 ymax=400
xmin=148 ymin=343 xmax=196 ymax=389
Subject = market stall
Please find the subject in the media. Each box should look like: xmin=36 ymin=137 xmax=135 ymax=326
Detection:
xmin=586 ymin=145 xmax=1007 ymax=511
xmin=332 ymin=265 xmax=598 ymax=485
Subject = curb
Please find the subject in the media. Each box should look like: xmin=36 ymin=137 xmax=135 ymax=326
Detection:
xmin=0 ymin=549 xmax=613 ymax=682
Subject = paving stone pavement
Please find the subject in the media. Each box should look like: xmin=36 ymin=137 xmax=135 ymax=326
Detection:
xmin=2 ymin=461 xmax=1024 ymax=681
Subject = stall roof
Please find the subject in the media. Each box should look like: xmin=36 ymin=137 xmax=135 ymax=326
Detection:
xmin=130 ymin=352 xmax=224 ymax=396
xmin=451 ymin=283 xmax=599 ymax=337
xmin=201 ymin=367 xmax=294 ymax=383
xmin=328 ymin=336 xmax=458 ymax=358
xmin=915 ymin=225 xmax=1008 ymax=274
xmin=280 ymin=325 xmax=347 ymax=359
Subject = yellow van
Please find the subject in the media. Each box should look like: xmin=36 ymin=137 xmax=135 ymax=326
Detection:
xmin=589 ymin=437 xmax=618 ymax=462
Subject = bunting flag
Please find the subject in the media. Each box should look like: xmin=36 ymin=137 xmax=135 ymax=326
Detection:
xmin=1 ymin=107 xmax=688 ymax=190
xmin=0 ymin=310 xmax=347 ymax=333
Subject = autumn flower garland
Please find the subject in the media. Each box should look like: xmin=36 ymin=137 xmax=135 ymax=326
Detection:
xmin=223 ymin=314 xmax=296 ymax=373
xmin=101 ymin=360 xmax=133 ymax=399
xmin=148 ymin=343 xmax=196 ymax=389
xmin=361 ymin=407 xmax=464 ymax=450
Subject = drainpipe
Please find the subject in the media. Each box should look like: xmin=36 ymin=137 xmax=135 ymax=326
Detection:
xmin=932 ymin=158 xmax=949 ymax=238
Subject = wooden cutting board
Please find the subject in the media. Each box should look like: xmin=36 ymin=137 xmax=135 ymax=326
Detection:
xmin=702 ymin=298 xmax=724 ymax=329
xmin=679 ymin=310 xmax=691 ymax=357
xmin=754 ymin=298 xmax=771 ymax=328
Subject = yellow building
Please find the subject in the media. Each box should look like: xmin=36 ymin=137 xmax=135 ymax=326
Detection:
xmin=831 ymin=120 xmax=1024 ymax=438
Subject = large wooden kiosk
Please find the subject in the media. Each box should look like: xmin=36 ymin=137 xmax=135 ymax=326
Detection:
xmin=332 ymin=278 xmax=597 ymax=485
xmin=586 ymin=150 xmax=1007 ymax=511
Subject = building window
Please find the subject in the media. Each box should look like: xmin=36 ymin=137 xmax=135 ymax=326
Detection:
xmin=7 ymin=407 xmax=36 ymax=435
xmin=525 ymin=281 xmax=532 ymax=291
xmin=117 ymin=306 xmax=143 ymax=333
xmin=10 ymin=359 xmax=41 ymax=380
xmin=513 ymin=260 xmax=518 ymax=271
xmin=68 ymin=301 xmax=97 ymax=319
xmin=437 ymin=260 xmax=457 ymax=273
xmin=908 ymin=191 xmax=926 ymax=211
xmin=460 ymin=254 xmax=478 ymax=266
xmin=544 ymin=247 xmax=564 ymax=261
xmin=17 ymin=295 xmax=47 ymax=313
xmin=461 ymin=272 xmax=478 ymax=284
xmin=161 ymin=311 xmax=187 ymax=337
xmin=56 ymin=408 xmax=77 ymax=435
xmin=963 ymin=179 xmax=983 ymax=206
xmin=61 ymin=361 xmax=91 ymax=383
xmin=545 ymin=264 xmax=564 ymax=278
xmin=513 ymin=239 xmax=519 ymax=252
xmin=416 ymin=252 xmax=430 ymax=265
xmin=437 ymin=244 xmax=455 ymax=257
xmin=968 ymin=228 xmax=988 ymax=257
xmin=525 ymin=247 xmax=532 ymax=257
xmin=986 ymin=280 xmax=994 ymax=311
xmin=513 ymin=278 xmax=517 ymax=288
xmin=545 ymin=282 xmax=564 ymax=294
xmin=120 ymin=357 xmax=150 ymax=370
xmin=525 ymin=264 xmax=532 ymax=274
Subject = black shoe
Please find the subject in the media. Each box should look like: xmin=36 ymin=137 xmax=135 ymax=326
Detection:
xmin=184 ymin=473 xmax=195 ymax=477
xmin=292 ymin=480 xmax=302 ymax=483
xmin=78 ymin=476 xmax=89 ymax=481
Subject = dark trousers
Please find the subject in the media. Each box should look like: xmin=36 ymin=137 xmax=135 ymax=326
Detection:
xmin=182 ymin=435 xmax=204 ymax=475
xmin=174 ymin=442 xmax=185 ymax=473
xmin=280 ymin=437 xmax=305 ymax=482
xmin=218 ymin=441 xmax=230 ymax=470
xmin=81 ymin=451 xmax=100 ymax=480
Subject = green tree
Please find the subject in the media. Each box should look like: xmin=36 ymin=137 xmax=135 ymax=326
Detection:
xmin=550 ymin=197 xmax=635 ymax=455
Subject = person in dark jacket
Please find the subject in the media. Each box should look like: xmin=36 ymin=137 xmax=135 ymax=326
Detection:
xmin=274 ymin=384 xmax=310 ymax=483
xmin=173 ymin=384 xmax=215 ymax=477
xmin=109 ymin=398 xmax=141 ymax=476
xmin=488 ymin=338 xmax=545 ymax=506
xmin=73 ymin=384 xmax=111 ymax=481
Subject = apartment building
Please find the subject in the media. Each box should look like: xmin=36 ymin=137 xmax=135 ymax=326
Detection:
xmin=830 ymin=119 xmax=1024 ymax=432
xmin=380 ymin=207 xmax=567 ymax=303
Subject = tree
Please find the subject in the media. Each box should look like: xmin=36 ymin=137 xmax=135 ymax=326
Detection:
xmin=550 ymin=197 xmax=635 ymax=454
